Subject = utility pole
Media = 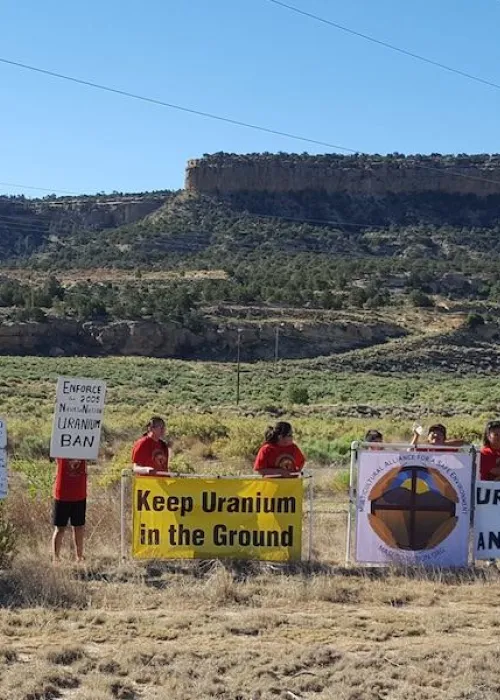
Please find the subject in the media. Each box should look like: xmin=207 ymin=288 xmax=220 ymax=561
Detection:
xmin=274 ymin=323 xmax=285 ymax=365
xmin=236 ymin=328 xmax=242 ymax=405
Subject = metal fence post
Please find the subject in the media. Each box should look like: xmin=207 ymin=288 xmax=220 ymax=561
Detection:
xmin=345 ymin=442 xmax=358 ymax=566
xmin=120 ymin=468 xmax=131 ymax=564
xmin=307 ymin=473 xmax=314 ymax=562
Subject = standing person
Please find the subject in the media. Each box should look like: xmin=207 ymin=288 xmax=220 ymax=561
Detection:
xmin=410 ymin=423 xmax=464 ymax=450
xmin=52 ymin=458 xmax=87 ymax=563
xmin=479 ymin=420 xmax=500 ymax=481
xmin=132 ymin=416 xmax=170 ymax=476
xmin=254 ymin=422 xmax=305 ymax=478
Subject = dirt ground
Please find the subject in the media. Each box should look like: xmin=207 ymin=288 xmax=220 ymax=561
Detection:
xmin=0 ymin=495 xmax=499 ymax=700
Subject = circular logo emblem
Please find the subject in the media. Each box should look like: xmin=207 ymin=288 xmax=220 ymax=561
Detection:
xmin=276 ymin=454 xmax=296 ymax=471
xmin=368 ymin=465 xmax=458 ymax=551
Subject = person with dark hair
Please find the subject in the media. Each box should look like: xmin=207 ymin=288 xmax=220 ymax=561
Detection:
xmin=254 ymin=421 xmax=305 ymax=478
xmin=479 ymin=420 xmax=500 ymax=480
xmin=132 ymin=416 xmax=170 ymax=476
xmin=410 ymin=423 xmax=464 ymax=450
xmin=365 ymin=429 xmax=383 ymax=444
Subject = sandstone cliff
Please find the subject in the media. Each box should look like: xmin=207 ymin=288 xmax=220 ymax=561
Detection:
xmin=0 ymin=193 xmax=170 ymax=244
xmin=185 ymin=153 xmax=500 ymax=196
xmin=0 ymin=317 xmax=406 ymax=361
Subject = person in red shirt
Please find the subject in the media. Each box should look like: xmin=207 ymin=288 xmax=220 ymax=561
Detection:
xmin=52 ymin=458 xmax=87 ymax=563
xmin=132 ymin=416 xmax=170 ymax=476
xmin=479 ymin=420 xmax=500 ymax=481
xmin=254 ymin=422 xmax=305 ymax=478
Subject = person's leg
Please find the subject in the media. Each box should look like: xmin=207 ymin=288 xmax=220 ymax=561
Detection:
xmin=72 ymin=526 xmax=85 ymax=562
xmin=52 ymin=500 xmax=69 ymax=563
xmin=69 ymin=500 xmax=86 ymax=562
xmin=51 ymin=527 xmax=66 ymax=562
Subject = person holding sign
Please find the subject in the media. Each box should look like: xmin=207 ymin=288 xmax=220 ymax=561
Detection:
xmin=410 ymin=423 xmax=464 ymax=450
xmin=479 ymin=420 xmax=500 ymax=480
xmin=132 ymin=416 xmax=170 ymax=476
xmin=254 ymin=422 xmax=305 ymax=478
xmin=52 ymin=458 xmax=87 ymax=563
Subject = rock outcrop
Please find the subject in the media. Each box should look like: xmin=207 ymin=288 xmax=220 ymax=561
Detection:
xmin=185 ymin=153 xmax=500 ymax=196
xmin=0 ymin=317 xmax=406 ymax=360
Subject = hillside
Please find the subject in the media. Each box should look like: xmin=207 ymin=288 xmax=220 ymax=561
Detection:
xmin=1 ymin=153 xmax=500 ymax=363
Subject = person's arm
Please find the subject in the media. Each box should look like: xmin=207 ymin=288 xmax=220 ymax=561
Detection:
xmin=254 ymin=444 xmax=269 ymax=473
xmin=258 ymin=467 xmax=299 ymax=478
xmin=479 ymin=452 xmax=497 ymax=480
xmin=132 ymin=439 xmax=155 ymax=474
xmin=255 ymin=445 xmax=286 ymax=477
xmin=133 ymin=465 xmax=155 ymax=474
xmin=410 ymin=430 xmax=420 ymax=448
xmin=294 ymin=446 xmax=305 ymax=472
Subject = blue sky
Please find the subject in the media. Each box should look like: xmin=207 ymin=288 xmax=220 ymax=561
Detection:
xmin=1 ymin=0 xmax=499 ymax=196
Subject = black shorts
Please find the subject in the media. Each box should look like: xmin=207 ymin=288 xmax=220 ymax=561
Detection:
xmin=53 ymin=499 xmax=86 ymax=527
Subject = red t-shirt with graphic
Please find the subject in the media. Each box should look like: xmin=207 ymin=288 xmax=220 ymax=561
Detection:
xmin=479 ymin=446 xmax=500 ymax=480
xmin=254 ymin=443 xmax=305 ymax=473
xmin=53 ymin=459 xmax=87 ymax=501
xmin=132 ymin=436 xmax=169 ymax=473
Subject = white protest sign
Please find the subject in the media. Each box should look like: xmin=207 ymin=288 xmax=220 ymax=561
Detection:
xmin=474 ymin=480 xmax=500 ymax=560
xmin=356 ymin=449 xmax=473 ymax=567
xmin=50 ymin=377 xmax=106 ymax=460
xmin=0 ymin=418 xmax=6 ymax=449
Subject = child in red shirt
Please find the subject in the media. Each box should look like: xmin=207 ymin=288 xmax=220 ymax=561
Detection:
xmin=479 ymin=420 xmax=500 ymax=481
xmin=52 ymin=458 xmax=87 ymax=563
xmin=254 ymin=422 xmax=305 ymax=478
xmin=132 ymin=416 xmax=170 ymax=476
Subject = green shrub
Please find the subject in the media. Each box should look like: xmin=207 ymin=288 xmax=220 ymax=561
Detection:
xmin=302 ymin=438 xmax=351 ymax=466
xmin=466 ymin=313 xmax=485 ymax=329
xmin=331 ymin=469 xmax=350 ymax=494
xmin=287 ymin=384 xmax=310 ymax=405
xmin=169 ymin=453 xmax=195 ymax=474
xmin=409 ymin=290 xmax=434 ymax=308
xmin=12 ymin=459 xmax=53 ymax=498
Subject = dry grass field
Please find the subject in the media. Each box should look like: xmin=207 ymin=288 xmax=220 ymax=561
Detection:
xmin=0 ymin=355 xmax=498 ymax=700
xmin=0 ymin=483 xmax=499 ymax=700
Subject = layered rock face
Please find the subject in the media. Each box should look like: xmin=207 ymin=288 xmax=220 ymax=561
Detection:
xmin=185 ymin=154 xmax=500 ymax=196
xmin=0 ymin=318 xmax=406 ymax=360
xmin=0 ymin=195 xmax=169 ymax=237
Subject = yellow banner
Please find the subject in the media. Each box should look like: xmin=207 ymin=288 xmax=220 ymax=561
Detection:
xmin=132 ymin=476 xmax=303 ymax=561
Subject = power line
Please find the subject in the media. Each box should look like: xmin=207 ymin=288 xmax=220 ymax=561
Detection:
xmin=2 ymin=57 xmax=500 ymax=192
xmin=265 ymin=0 xmax=500 ymax=92
xmin=0 ymin=181 xmax=78 ymax=195
xmin=0 ymin=181 xmax=169 ymax=202
xmin=1 ymin=196 xmax=499 ymax=238
xmin=0 ymin=57 xmax=353 ymax=154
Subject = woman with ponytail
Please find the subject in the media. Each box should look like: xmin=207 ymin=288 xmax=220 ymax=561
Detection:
xmin=254 ymin=421 xmax=305 ymax=478
xmin=132 ymin=416 xmax=170 ymax=476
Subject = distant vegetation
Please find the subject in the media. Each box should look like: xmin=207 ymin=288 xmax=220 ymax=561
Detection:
xmin=2 ymin=154 xmax=500 ymax=326
xmin=197 ymin=151 xmax=500 ymax=167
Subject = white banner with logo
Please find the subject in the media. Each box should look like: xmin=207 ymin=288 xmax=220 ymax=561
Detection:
xmin=474 ymin=481 xmax=500 ymax=560
xmin=356 ymin=449 xmax=472 ymax=567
